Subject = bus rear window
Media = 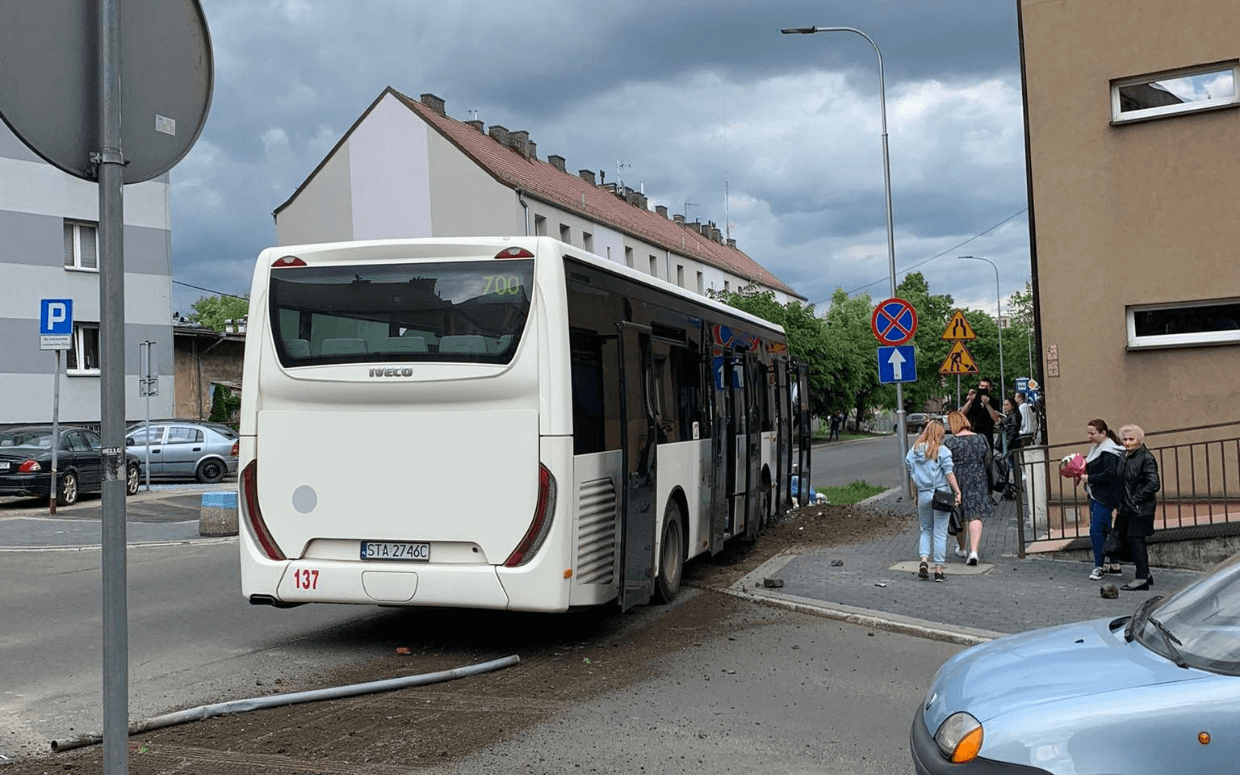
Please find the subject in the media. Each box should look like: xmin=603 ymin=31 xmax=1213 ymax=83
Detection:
xmin=269 ymin=260 xmax=533 ymax=366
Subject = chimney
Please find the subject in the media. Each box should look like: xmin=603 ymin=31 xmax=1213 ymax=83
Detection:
xmin=465 ymin=119 xmax=484 ymax=132
xmin=673 ymin=214 xmax=685 ymax=225
xmin=508 ymin=129 xmax=530 ymax=158
xmin=578 ymin=169 xmax=596 ymax=185
xmin=636 ymin=193 xmax=648 ymax=210
xmin=709 ymin=226 xmax=722 ymax=242
xmin=420 ymin=93 xmax=446 ymax=116
xmin=527 ymin=139 xmax=537 ymax=160
xmin=726 ymin=238 xmax=736 ymax=248
xmin=656 ymin=205 xmax=668 ymax=218
xmin=488 ymin=124 xmax=510 ymax=146
xmin=549 ymin=155 xmax=566 ymax=173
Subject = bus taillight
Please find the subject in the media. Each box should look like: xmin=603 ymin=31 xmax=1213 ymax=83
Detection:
xmin=504 ymin=464 xmax=557 ymax=567
xmin=272 ymin=255 xmax=307 ymax=268
xmin=240 ymin=460 xmax=286 ymax=561
xmin=495 ymin=247 xmax=534 ymax=259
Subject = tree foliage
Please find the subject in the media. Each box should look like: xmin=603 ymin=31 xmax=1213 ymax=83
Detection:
xmin=188 ymin=295 xmax=250 ymax=332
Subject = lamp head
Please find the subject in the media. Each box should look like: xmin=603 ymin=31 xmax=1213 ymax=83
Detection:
xmin=781 ymin=27 xmax=818 ymax=34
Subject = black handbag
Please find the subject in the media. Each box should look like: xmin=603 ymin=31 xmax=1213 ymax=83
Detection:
xmin=1103 ymin=527 xmax=1131 ymax=562
xmin=931 ymin=489 xmax=955 ymax=512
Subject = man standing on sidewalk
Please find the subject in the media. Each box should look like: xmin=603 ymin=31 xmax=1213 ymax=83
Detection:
xmin=1014 ymin=391 xmax=1037 ymax=446
xmin=961 ymin=378 xmax=1000 ymax=448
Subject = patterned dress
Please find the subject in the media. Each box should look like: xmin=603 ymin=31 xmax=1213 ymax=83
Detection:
xmin=945 ymin=433 xmax=994 ymax=522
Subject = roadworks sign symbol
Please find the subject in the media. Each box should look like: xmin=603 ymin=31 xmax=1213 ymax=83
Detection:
xmin=942 ymin=310 xmax=977 ymax=341
xmin=939 ymin=341 xmax=980 ymax=375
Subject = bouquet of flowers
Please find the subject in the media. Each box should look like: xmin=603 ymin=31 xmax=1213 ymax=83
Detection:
xmin=1059 ymin=453 xmax=1086 ymax=479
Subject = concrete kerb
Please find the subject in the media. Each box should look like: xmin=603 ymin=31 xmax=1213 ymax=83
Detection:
xmin=722 ymin=549 xmax=1003 ymax=647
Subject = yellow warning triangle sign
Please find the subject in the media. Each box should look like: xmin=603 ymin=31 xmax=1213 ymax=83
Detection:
xmin=942 ymin=310 xmax=977 ymax=341
xmin=939 ymin=341 xmax=980 ymax=375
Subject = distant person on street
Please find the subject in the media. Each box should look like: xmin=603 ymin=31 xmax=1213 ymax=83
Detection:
xmin=905 ymin=420 xmax=961 ymax=582
xmin=1080 ymin=419 xmax=1124 ymax=580
xmin=828 ymin=412 xmax=841 ymax=442
xmin=1014 ymin=391 xmax=1037 ymax=446
xmin=944 ymin=411 xmax=993 ymax=565
xmin=960 ymin=378 xmax=1000 ymax=448
xmin=998 ymin=397 xmax=1022 ymax=499
xmin=1116 ymin=424 xmax=1160 ymax=591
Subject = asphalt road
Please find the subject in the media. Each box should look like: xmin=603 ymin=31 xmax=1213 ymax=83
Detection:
xmin=811 ymin=434 xmax=907 ymax=490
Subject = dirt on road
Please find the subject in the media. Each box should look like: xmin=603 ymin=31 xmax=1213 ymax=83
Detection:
xmin=8 ymin=503 xmax=908 ymax=775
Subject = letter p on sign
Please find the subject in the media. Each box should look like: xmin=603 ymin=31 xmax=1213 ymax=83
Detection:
xmin=41 ymin=299 xmax=73 ymax=335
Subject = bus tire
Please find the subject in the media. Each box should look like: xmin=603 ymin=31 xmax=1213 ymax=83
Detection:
xmin=654 ymin=500 xmax=684 ymax=604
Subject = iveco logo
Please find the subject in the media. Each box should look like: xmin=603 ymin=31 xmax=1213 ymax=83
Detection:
xmin=369 ymin=367 xmax=415 ymax=377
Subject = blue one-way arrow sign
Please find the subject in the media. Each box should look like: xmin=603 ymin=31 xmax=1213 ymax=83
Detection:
xmin=877 ymin=345 xmax=917 ymax=384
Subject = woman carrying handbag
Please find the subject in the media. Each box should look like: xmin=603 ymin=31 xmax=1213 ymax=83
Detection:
xmin=905 ymin=420 xmax=962 ymax=582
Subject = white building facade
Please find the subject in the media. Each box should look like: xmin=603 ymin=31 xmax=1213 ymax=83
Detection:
xmin=0 ymin=122 xmax=175 ymax=427
xmin=274 ymin=89 xmax=801 ymax=303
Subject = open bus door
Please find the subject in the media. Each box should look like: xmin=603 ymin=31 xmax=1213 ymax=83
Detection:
xmin=795 ymin=362 xmax=812 ymax=503
xmin=617 ymin=322 xmax=656 ymax=611
xmin=707 ymin=349 xmax=727 ymax=555
xmin=742 ymin=352 xmax=763 ymax=540
xmin=775 ymin=359 xmax=791 ymax=512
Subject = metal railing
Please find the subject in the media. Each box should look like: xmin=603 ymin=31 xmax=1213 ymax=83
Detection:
xmin=1012 ymin=421 xmax=1240 ymax=556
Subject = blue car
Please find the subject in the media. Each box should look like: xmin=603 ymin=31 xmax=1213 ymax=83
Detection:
xmin=912 ymin=551 xmax=1240 ymax=773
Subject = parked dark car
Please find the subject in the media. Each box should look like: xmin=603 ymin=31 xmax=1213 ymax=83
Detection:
xmin=906 ymin=413 xmax=929 ymax=433
xmin=0 ymin=426 xmax=140 ymax=505
xmin=125 ymin=420 xmax=239 ymax=483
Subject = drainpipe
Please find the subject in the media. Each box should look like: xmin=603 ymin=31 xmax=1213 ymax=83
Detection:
xmin=516 ymin=189 xmax=529 ymax=236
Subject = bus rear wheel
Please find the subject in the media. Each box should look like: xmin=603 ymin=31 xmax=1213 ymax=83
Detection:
xmin=654 ymin=501 xmax=684 ymax=604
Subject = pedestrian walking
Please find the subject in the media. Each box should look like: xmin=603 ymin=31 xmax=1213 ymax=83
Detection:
xmin=944 ymin=411 xmax=993 ymax=565
xmin=1116 ymin=424 xmax=1160 ymax=590
xmin=1080 ymin=419 xmax=1125 ymax=580
xmin=905 ymin=420 xmax=962 ymax=582
xmin=828 ymin=412 xmax=841 ymax=442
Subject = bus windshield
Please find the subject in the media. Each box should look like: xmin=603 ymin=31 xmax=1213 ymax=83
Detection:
xmin=269 ymin=260 xmax=533 ymax=365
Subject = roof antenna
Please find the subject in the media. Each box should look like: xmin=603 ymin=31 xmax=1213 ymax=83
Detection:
xmin=467 ymin=109 xmax=479 ymax=121
xmin=617 ymin=159 xmax=630 ymax=190
xmin=684 ymin=201 xmax=697 ymax=221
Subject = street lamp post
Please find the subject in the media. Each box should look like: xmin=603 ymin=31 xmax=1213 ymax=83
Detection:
xmin=782 ymin=25 xmax=908 ymax=483
xmin=959 ymin=256 xmax=1005 ymax=406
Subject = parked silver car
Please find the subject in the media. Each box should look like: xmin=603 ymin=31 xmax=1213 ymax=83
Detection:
xmin=125 ymin=420 xmax=239 ymax=483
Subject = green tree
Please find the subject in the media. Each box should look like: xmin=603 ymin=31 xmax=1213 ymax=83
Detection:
xmin=822 ymin=289 xmax=888 ymax=429
xmin=208 ymin=384 xmax=240 ymax=428
xmin=894 ymin=272 xmax=956 ymax=412
xmin=189 ymin=295 xmax=250 ymax=332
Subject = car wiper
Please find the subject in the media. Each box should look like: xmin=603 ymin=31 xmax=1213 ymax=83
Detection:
xmin=1124 ymin=596 xmax=1162 ymax=642
xmin=1147 ymin=614 xmax=1187 ymax=668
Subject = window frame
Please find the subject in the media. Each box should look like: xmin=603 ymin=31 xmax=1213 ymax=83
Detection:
xmin=1126 ymin=298 xmax=1240 ymax=350
xmin=1111 ymin=61 xmax=1240 ymax=124
xmin=63 ymin=220 xmax=99 ymax=272
xmin=66 ymin=322 xmax=102 ymax=375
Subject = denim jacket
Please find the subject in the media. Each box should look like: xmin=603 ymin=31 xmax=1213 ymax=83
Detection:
xmin=905 ymin=442 xmax=954 ymax=502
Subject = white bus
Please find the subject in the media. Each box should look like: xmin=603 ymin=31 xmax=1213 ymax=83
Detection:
xmin=238 ymin=237 xmax=811 ymax=613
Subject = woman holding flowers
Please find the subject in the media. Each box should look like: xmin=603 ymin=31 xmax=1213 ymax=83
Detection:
xmin=905 ymin=420 xmax=962 ymax=582
xmin=1080 ymin=419 xmax=1124 ymax=580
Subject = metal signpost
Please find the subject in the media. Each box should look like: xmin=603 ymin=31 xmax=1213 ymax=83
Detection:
xmin=139 ymin=340 xmax=158 ymax=491
xmin=40 ymin=299 xmax=74 ymax=515
xmin=0 ymin=3 xmax=212 ymax=771
xmin=871 ymin=297 xmax=916 ymax=482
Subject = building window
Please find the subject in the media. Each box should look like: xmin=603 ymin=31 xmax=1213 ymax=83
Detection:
xmin=676 ymin=265 xmax=685 ymax=288
xmin=64 ymin=220 xmax=98 ymax=271
xmin=534 ymin=215 xmax=547 ymax=236
xmin=559 ymin=224 xmax=571 ymax=244
xmin=1112 ymin=62 xmax=1239 ymax=124
xmin=696 ymin=271 xmax=704 ymax=294
xmin=624 ymin=247 xmax=633 ymax=268
xmin=1127 ymin=299 xmax=1240 ymax=349
xmin=582 ymin=231 xmax=593 ymax=253
xmin=66 ymin=323 xmax=101 ymax=373
xmin=724 ymin=280 xmax=730 ymax=293
xmin=649 ymin=255 xmax=658 ymax=277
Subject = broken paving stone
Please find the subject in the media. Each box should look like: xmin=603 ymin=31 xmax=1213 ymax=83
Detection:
xmin=762 ymin=578 xmax=785 ymax=588
xmin=1100 ymin=583 xmax=1120 ymax=599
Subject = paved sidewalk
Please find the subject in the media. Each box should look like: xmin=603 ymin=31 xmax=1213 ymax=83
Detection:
xmin=730 ymin=488 xmax=1204 ymax=644
xmin=0 ymin=491 xmax=224 ymax=550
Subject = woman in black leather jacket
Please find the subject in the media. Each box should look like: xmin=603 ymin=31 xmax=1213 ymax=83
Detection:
xmin=1116 ymin=424 xmax=1160 ymax=590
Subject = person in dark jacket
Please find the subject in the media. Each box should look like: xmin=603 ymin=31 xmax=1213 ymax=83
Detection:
xmin=997 ymin=398 xmax=1022 ymax=499
xmin=1079 ymin=419 xmax=1124 ymax=580
xmin=1115 ymin=424 xmax=1160 ymax=590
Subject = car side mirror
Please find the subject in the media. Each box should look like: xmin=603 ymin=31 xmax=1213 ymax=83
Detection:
xmin=125 ymin=438 xmax=135 ymax=446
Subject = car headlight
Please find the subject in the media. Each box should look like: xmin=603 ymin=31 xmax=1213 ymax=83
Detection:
xmin=935 ymin=712 xmax=984 ymax=763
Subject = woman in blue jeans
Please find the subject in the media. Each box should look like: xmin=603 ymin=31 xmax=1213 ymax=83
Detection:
xmin=1080 ymin=419 xmax=1124 ymax=580
xmin=905 ymin=420 xmax=962 ymax=582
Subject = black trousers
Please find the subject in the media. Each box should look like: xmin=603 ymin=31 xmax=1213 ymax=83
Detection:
xmin=1126 ymin=533 xmax=1151 ymax=580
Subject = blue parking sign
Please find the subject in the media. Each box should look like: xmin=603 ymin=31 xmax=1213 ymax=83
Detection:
xmin=40 ymin=299 xmax=73 ymax=334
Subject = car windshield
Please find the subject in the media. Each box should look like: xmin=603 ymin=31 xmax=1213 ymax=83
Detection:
xmin=0 ymin=430 xmax=54 ymax=449
xmin=1135 ymin=552 xmax=1240 ymax=674
xmin=269 ymin=259 xmax=533 ymax=366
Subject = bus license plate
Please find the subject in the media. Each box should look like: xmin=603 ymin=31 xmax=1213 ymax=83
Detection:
xmin=360 ymin=542 xmax=430 ymax=561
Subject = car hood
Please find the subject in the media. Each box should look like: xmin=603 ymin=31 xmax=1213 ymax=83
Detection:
xmin=924 ymin=618 xmax=1207 ymax=728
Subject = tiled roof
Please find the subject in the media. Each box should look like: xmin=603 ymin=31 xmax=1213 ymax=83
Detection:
xmin=386 ymin=88 xmax=802 ymax=299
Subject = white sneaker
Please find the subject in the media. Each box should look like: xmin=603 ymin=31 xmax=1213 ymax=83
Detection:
xmin=967 ymin=552 xmax=979 ymax=566
xmin=1088 ymin=566 xmax=1105 ymax=581
xmin=955 ymin=547 xmax=967 ymax=558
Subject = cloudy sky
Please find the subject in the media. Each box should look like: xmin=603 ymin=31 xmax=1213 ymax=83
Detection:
xmin=169 ymin=0 xmax=1029 ymax=320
